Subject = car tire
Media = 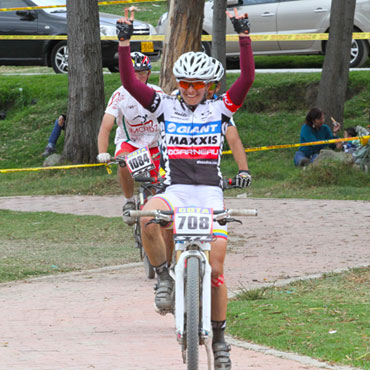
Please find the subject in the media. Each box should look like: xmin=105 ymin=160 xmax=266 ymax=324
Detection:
xmin=51 ymin=41 xmax=68 ymax=74
xmin=108 ymin=65 xmax=119 ymax=73
xmin=350 ymin=38 xmax=369 ymax=68
xmin=201 ymin=40 xmax=211 ymax=56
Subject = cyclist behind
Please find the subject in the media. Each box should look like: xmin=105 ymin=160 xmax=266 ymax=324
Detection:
xmin=97 ymin=52 xmax=163 ymax=225
xmin=117 ymin=8 xmax=254 ymax=369
xmin=208 ymin=57 xmax=252 ymax=187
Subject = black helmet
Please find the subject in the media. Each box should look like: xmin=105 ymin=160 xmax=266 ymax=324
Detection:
xmin=130 ymin=52 xmax=152 ymax=71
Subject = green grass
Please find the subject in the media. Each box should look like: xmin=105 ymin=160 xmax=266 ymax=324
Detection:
xmin=0 ymin=209 xmax=137 ymax=282
xmin=228 ymin=267 xmax=370 ymax=369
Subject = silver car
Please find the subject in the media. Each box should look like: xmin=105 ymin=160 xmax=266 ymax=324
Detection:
xmin=156 ymin=0 xmax=370 ymax=67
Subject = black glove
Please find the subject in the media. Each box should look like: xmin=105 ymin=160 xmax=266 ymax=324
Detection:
xmin=116 ymin=21 xmax=134 ymax=41
xmin=235 ymin=170 xmax=252 ymax=188
xmin=230 ymin=14 xmax=250 ymax=35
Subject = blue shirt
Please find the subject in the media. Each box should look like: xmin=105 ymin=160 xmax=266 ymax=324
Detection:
xmin=299 ymin=124 xmax=336 ymax=157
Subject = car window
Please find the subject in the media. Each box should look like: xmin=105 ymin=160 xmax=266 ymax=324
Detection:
xmin=32 ymin=0 xmax=66 ymax=13
xmin=0 ymin=0 xmax=28 ymax=7
xmin=242 ymin=0 xmax=279 ymax=4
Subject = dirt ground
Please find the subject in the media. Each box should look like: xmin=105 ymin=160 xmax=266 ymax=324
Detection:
xmin=0 ymin=195 xmax=369 ymax=370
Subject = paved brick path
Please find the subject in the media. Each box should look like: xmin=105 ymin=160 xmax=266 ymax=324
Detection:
xmin=0 ymin=196 xmax=369 ymax=369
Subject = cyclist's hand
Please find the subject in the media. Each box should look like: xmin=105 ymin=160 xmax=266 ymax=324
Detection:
xmin=116 ymin=7 xmax=135 ymax=41
xmin=97 ymin=153 xmax=111 ymax=163
xmin=226 ymin=8 xmax=250 ymax=35
xmin=235 ymin=170 xmax=252 ymax=188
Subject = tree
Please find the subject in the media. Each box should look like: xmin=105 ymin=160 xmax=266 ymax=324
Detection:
xmin=316 ymin=0 xmax=356 ymax=127
xmin=211 ymin=0 xmax=227 ymax=94
xmin=160 ymin=0 xmax=206 ymax=93
xmin=63 ymin=0 xmax=105 ymax=163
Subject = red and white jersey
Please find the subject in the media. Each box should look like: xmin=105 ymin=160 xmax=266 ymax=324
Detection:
xmin=105 ymin=84 xmax=163 ymax=149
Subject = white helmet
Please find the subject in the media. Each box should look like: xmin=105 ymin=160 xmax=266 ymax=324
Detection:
xmin=173 ymin=52 xmax=214 ymax=81
xmin=210 ymin=57 xmax=224 ymax=82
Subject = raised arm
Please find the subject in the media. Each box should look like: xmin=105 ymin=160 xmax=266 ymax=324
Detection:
xmin=116 ymin=8 xmax=156 ymax=109
xmin=225 ymin=9 xmax=255 ymax=107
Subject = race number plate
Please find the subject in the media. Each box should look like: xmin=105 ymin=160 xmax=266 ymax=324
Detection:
xmin=173 ymin=207 xmax=214 ymax=241
xmin=125 ymin=146 xmax=155 ymax=177
xmin=141 ymin=41 xmax=154 ymax=53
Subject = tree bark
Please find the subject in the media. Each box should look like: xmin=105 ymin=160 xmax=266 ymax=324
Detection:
xmin=316 ymin=0 xmax=356 ymax=127
xmin=160 ymin=0 xmax=206 ymax=93
xmin=211 ymin=0 xmax=227 ymax=94
xmin=63 ymin=0 xmax=105 ymax=163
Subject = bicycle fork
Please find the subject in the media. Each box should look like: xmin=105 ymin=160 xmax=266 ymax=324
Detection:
xmin=174 ymin=241 xmax=213 ymax=359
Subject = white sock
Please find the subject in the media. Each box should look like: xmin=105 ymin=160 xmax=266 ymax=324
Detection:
xmin=125 ymin=196 xmax=135 ymax=203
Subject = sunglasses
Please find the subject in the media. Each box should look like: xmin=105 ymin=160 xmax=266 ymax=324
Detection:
xmin=177 ymin=80 xmax=207 ymax=90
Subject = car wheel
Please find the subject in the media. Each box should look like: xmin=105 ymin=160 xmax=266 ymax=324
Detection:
xmin=201 ymin=41 xmax=211 ymax=56
xmin=350 ymin=39 xmax=369 ymax=68
xmin=51 ymin=41 xmax=68 ymax=74
xmin=108 ymin=65 xmax=119 ymax=73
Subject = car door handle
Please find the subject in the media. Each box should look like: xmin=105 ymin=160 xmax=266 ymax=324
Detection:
xmin=314 ymin=8 xmax=329 ymax=13
xmin=261 ymin=12 xmax=275 ymax=17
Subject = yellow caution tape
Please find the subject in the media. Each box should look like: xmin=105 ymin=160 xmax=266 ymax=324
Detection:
xmin=222 ymin=136 xmax=370 ymax=155
xmin=0 ymin=0 xmax=165 ymax=12
xmin=1 ymin=136 xmax=368 ymax=173
xmin=1 ymin=32 xmax=370 ymax=41
xmin=0 ymin=163 xmax=113 ymax=174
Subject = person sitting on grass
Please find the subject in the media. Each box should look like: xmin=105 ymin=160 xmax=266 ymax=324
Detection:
xmin=343 ymin=126 xmax=359 ymax=154
xmin=294 ymin=107 xmax=341 ymax=167
xmin=42 ymin=114 xmax=66 ymax=157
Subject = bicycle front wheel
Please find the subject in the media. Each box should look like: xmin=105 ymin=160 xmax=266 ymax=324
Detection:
xmin=186 ymin=256 xmax=200 ymax=370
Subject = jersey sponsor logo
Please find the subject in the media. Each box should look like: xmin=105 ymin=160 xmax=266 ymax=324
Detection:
xmin=168 ymin=146 xmax=219 ymax=159
xmin=129 ymin=123 xmax=158 ymax=134
xmin=149 ymin=93 xmax=161 ymax=113
xmin=108 ymin=91 xmax=121 ymax=107
xmin=165 ymin=121 xmax=221 ymax=135
xmin=173 ymin=111 xmax=188 ymax=118
xmin=223 ymin=92 xmax=240 ymax=113
xmin=129 ymin=114 xmax=153 ymax=127
xmin=168 ymin=135 xmax=219 ymax=146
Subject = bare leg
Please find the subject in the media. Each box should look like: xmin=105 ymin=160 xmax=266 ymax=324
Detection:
xmin=117 ymin=154 xmax=134 ymax=198
xmin=140 ymin=197 xmax=171 ymax=267
xmin=210 ymin=238 xmax=228 ymax=320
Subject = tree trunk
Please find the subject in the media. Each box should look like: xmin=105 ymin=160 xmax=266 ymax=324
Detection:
xmin=212 ymin=0 xmax=227 ymax=94
xmin=160 ymin=0 xmax=205 ymax=93
xmin=63 ymin=0 xmax=105 ymax=163
xmin=316 ymin=0 xmax=356 ymax=127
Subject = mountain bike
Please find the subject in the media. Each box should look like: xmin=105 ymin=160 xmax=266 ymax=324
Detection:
xmin=129 ymin=201 xmax=257 ymax=370
xmin=109 ymin=147 xmax=164 ymax=279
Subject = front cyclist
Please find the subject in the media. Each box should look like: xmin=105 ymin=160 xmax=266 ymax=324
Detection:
xmin=117 ymin=8 xmax=254 ymax=369
xmin=97 ymin=52 xmax=163 ymax=225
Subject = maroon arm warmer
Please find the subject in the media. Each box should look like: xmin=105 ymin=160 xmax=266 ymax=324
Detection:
xmin=119 ymin=46 xmax=156 ymax=109
xmin=227 ymin=37 xmax=255 ymax=107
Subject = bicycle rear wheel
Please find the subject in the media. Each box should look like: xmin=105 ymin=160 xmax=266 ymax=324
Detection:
xmin=186 ymin=256 xmax=200 ymax=370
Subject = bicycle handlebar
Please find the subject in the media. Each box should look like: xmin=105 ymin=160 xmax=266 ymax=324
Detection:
xmin=134 ymin=175 xmax=158 ymax=183
xmin=129 ymin=208 xmax=257 ymax=218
